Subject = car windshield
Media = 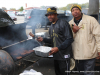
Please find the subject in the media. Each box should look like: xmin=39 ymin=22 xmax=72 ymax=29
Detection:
xmin=26 ymin=10 xmax=32 ymax=16
xmin=8 ymin=13 xmax=15 ymax=16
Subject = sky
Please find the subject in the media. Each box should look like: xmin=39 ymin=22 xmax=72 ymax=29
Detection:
xmin=0 ymin=0 xmax=89 ymax=10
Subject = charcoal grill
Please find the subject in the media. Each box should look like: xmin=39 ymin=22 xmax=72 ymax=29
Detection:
xmin=0 ymin=9 xmax=43 ymax=75
xmin=0 ymin=39 xmax=43 ymax=75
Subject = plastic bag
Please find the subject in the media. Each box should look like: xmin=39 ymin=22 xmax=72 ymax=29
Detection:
xmin=19 ymin=69 xmax=43 ymax=75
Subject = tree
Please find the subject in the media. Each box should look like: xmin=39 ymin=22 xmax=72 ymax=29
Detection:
xmin=10 ymin=8 xmax=16 ymax=10
xmin=59 ymin=3 xmax=78 ymax=10
xmin=59 ymin=7 xmax=67 ymax=10
xmin=19 ymin=7 xmax=24 ymax=11
xmin=66 ymin=3 xmax=78 ymax=10
xmin=58 ymin=3 xmax=89 ymax=10
xmin=40 ymin=6 xmax=46 ymax=9
xmin=79 ymin=3 xmax=89 ymax=8
xmin=2 ymin=7 xmax=7 ymax=10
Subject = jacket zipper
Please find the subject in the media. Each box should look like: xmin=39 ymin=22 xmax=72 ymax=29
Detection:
xmin=78 ymin=60 xmax=79 ymax=63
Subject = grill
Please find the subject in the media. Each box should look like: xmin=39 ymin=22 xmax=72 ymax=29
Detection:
xmin=0 ymin=39 xmax=42 ymax=75
xmin=2 ymin=39 xmax=41 ymax=62
xmin=0 ymin=9 xmax=43 ymax=75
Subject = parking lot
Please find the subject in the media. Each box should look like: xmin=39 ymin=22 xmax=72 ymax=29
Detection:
xmin=15 ymin=16 xmax=25 ymax=24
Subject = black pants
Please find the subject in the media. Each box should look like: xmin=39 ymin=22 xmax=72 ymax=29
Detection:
xmin=54 ymin=59 xmax=70 ymax=75
xmin=76 ymin=58 xmax=96 ymax=75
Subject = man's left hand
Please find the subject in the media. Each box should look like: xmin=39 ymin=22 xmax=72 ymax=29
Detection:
xmin=72 ymin=24 xmax=81 ymax=33
xmin=97 ymin=52 xmax=100 ymax=59
xmin=49 ymin=47 xmax=59 ymax=55
xmin=98 ymin=52 xmax=100 ymax=56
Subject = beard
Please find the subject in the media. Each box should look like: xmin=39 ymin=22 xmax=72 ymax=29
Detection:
xmin=48 ymin=18 xmax=55 ymax=23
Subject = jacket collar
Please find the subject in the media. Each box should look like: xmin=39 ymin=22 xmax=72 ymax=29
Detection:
xmin=71 ymin=14 xmax=86 ymax=27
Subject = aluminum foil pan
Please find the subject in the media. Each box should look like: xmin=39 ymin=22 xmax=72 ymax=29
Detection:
xmin=33 ymin=46 xmax=52 ymax=57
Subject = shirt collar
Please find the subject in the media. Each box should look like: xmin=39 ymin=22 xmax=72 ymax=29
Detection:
xmin=74 ymin=14 xmax=83 ymax=25
xmin=52 ymin=19 xmax=59 ymax=25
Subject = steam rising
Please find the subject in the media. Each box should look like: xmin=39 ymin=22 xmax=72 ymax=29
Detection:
xmin=0 ymin=23 xmax=40 ymax=61
xmin=0 ymin=9 xmax=45 ymax=61
xmin=26 ymin=9 xmax=48 ymax=34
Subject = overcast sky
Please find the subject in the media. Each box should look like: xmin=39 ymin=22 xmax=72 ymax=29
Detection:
xmin=0 ymin=0 xmax=89 ymax=10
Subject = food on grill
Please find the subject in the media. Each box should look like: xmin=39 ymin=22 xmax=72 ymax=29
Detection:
xmin=16 ymin=56 xmax=22 ymax=59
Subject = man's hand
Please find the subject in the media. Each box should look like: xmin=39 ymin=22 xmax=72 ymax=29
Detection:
xmin=72 ymin=24 xmax=81 ymax=33
xmin=98 ymin=52 xmax=100 ymax=56
xmin=29 ymin=32 xmax=34 ymax=37
xmin=49 ymin=47 xmax=59 ymax=55
xmin=96 ymin=52 xmax=100 ymax=59
xmin=37 ymin=37 xmax=43 ymax=42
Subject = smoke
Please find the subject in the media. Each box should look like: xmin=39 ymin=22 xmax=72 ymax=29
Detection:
xmin=0 ymin=23 xmax=41 ymax=61
xmin=0 ymin=8 xmax=42 ymax=61
xmin=0 ymin=8 xmax=51 ymax=61
xmin=26 ymin=9 xmax=49 ymax=34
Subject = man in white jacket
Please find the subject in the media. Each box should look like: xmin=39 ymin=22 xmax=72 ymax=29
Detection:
xmin=69 ymin=5 xmax=100 ymax=75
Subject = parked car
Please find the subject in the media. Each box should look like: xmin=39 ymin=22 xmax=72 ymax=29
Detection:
xmin=65 ymin=10 xmax=71 ymax=16
xmin=24 ymin=9 xmax=50 ymax=27
xmin=23 ymin=10 xmax=28 ymax=15
xmin=7 ymin=12 xmax=17 ymax=21
xmin=15 ymin=11 xmax=18 ymax=15
xmin=17 ymin=11 xmax=24 ymax=16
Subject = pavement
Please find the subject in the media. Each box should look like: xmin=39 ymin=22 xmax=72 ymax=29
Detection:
xmin=15 ymin=16 xmax=25 ymax=24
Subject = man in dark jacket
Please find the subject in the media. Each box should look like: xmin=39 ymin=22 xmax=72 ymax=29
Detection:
xmin=30 ymin=7 xmax=73 ymax=75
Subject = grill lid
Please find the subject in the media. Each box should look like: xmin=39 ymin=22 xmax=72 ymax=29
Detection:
xmin=0 ymin=9 xmax=15 ymax=27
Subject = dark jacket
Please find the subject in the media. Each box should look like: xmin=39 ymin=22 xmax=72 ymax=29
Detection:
xmin=44 ymin=19 xmax=73 ymax=60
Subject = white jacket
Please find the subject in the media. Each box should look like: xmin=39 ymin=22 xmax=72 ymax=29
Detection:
xmin=69 ymin=14 xmax=100 ymax=60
